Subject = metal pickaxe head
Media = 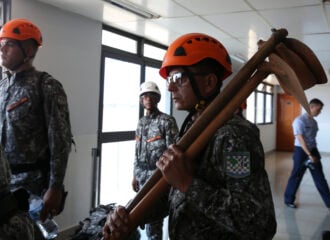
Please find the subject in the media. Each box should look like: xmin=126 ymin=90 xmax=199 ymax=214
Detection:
xmin=282 ymin=38 xmax=328 ymax=85
xmin=258 ymin=37 xmax=328 ymax=114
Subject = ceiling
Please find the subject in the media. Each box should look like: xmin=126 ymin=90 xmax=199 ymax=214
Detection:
xmin=35 ymin=0 xmax=330 ymax=80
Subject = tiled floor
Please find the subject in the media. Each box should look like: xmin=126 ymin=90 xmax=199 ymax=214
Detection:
xmin=61 ymin=151 xmax=330 ymax=240
xmin=266 ymin=151 xmax=330 ymax=240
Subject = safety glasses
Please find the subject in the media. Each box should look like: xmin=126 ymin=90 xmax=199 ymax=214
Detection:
xmin=166 ymin=71 xmax=207 ymax=87
xmin=0 ymin=39 xmax=19 ymax=48
xmin=166 ymin=72 xmax=188 ymax=87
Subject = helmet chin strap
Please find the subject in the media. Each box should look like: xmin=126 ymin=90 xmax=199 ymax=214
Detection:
xmin=194 ymin=99 xmax=206 ymax=112
xmin=194 ymin=91 xmax=219 ymax=112
xmin=10 ymin=40 xmax=30 ymax=71
xmin=183 ymin=67 xmax=205 ymax=113
xmin=184 ymin=67 xmax=218 ymax=113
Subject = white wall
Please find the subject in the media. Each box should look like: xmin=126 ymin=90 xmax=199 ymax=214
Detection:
xmin=305 ymin=84 xmax=330 ymax=153
xmin=12 ymin=0 xmax=102 ymax=230
xmin=10 ymin=0 xmax=330 ymax=232
xmin=259 ymin=124 xmax=276 ymax=153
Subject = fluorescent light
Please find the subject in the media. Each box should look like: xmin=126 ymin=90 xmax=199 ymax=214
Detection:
xmin=103 ymin=0 xmax=160 ymax=19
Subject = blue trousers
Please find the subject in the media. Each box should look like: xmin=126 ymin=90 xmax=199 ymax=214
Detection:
xmin=284 ymin=147 xmax=330 ymax=207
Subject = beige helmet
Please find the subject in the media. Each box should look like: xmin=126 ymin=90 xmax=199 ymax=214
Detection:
xmin=139 ymin=81 xmax=161 ymax=97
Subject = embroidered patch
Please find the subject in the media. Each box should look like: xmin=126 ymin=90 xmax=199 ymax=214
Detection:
xmin=224 ymin=152 xmax=251 ymax=178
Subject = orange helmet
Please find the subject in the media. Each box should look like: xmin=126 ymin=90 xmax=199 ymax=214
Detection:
xmin=0 ymin=18 xmax=42 ymax=46
xmin=159 ymin=33 xmax=232 ymax=81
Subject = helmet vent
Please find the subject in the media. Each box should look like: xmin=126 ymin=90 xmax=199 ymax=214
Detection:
xmin=12 ymin=27 xmax=20 ymax=35
xmin=174 ymin=46 xmax=186 ymax=56
xmin=226 ymin=54 xmax=232 ymax=65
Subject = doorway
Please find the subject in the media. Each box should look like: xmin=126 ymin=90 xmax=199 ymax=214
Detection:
xmin=276 ymin=93 xmax=301 ymax=151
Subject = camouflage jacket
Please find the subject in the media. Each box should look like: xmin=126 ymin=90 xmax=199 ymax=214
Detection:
xmin=134 ymin=109 xmax=178 ymax=186
xmin=0 ymin=148 xmax=34 ymax=240
xmin=0 ymin=211 xmax=34 ymax=240
xmin=167 ymin=115 xmax=276 ymax=240
xmin=0 ymin=147 xmax=10 ymax=194
xmin=0 ymin=67 xmax=72 ymax=194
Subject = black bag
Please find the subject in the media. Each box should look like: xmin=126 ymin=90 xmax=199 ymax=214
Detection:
xmin=12 ymin=187 xmax=30 ymax=212
xmin=0 ymin=188 xmax=31 ymax=223
xmin=71 ymin=203 xmax=140 ymax=240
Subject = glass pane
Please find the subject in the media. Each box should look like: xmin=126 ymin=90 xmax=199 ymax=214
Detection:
xmin=144 ymin=43 xmax=166 ymax=61
xmin=256 ymin=92 xmax=264 ymax=124
xmin=0 ymin=2 xmax=3 ymax=26
xmin=145 ymin=66 xmax=171 ymax=114
xmin=246 ymin=92 xmax=255 ymax=123
xmin=100 ymin=141 xmax=136 ymax=205
xmin=257 ymin=83 xmax=264 ymax=91
xmin=102 ymin=30 xmax=137 ymax=54
xmin=102 ymin=58 xmax=140 ymax=132
xmin=265 ymin=94 xmax=272 ymax=123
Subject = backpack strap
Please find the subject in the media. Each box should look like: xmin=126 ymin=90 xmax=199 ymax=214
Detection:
xmin=0 ymin=191 xmax=19 ymax=223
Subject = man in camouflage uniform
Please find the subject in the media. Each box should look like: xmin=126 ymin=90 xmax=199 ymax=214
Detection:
xmin=0 ymin=146 xmax=34 ymax=239
xmin=103 ymin=33 xmax=276 ymax=240
xmin=0 ymin=19 xmax=72 ymax=238
xmin=132 ymin=81 xmax=178 ymax=240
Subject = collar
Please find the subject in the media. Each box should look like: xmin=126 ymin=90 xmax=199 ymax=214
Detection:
xmin=13 ymin=67 xmax=35 ymax=77
xmin=146 ymin=108 xmax=160 ymax=118
xmin=5 ymin=67 xmax=36 ymax=87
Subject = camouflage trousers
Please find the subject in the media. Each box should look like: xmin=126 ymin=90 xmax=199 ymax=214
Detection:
xmin=146 ymin=218 xmax=163 ymax=240
xmin=0 ymin=211 xmax=34 ymax=240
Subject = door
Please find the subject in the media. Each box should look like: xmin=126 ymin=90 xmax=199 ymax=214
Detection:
xmin=276 ymin=93 xmax=301 ymax=151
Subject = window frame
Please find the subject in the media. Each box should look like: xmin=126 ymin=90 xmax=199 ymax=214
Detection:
xmin=0 ymin=0 xmax=11 ymax=26
xmin=94 ymin=25 xmax=169 ymax=206
xmin=247 ymin=82 xmax=274 ymax=125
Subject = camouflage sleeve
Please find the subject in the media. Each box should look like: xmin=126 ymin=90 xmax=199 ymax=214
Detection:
xmin=164 ymin=116 xmax=179 ymax=146
xmin=133 ymin=120 xmax=142 ymax=176
xmin=0 ymin=127 xmax=33 ymax=240
xmin=0 ymin=148 xmax=11 ymax=193
xmin=42 ymin=77 xmax=72 ymax=189
xmin=0 ymin=212 xmax=34 ymax=240
xmin=184 ymin=121 xmax=276 ymax=237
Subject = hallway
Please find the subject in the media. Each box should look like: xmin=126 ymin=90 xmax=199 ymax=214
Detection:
xmin=266 ymin=151 xmax=330 ymax=239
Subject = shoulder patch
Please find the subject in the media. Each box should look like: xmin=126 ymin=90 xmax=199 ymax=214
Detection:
xmin=224 ymin=152 xmax=250 ymax=178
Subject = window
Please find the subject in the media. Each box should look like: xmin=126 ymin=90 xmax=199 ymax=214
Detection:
xmin=102 ymin=30 xmax=137 ymax=54
xmin=0 ymin=0 xmax=11 ymax=26
xmin=102 ymin=58 xmax=141 ymax=132
xmin=96 ymin=26 xmax=169 ymax=206
xmin=246 ymin=82 xmax=274 ymax=125
xmin=144 ymin=43 xmax=166 ymax=61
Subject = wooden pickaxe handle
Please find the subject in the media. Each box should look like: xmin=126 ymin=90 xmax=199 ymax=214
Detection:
xmin=105 ymin=70 xmax=270 ymax=240
xmin=126 ymin=28 xmax=288 ymax=213
xmin=103 ymin=28 xmax=288 ymax=240
xmin=127 ymin=69 xmax=270 ymax=228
